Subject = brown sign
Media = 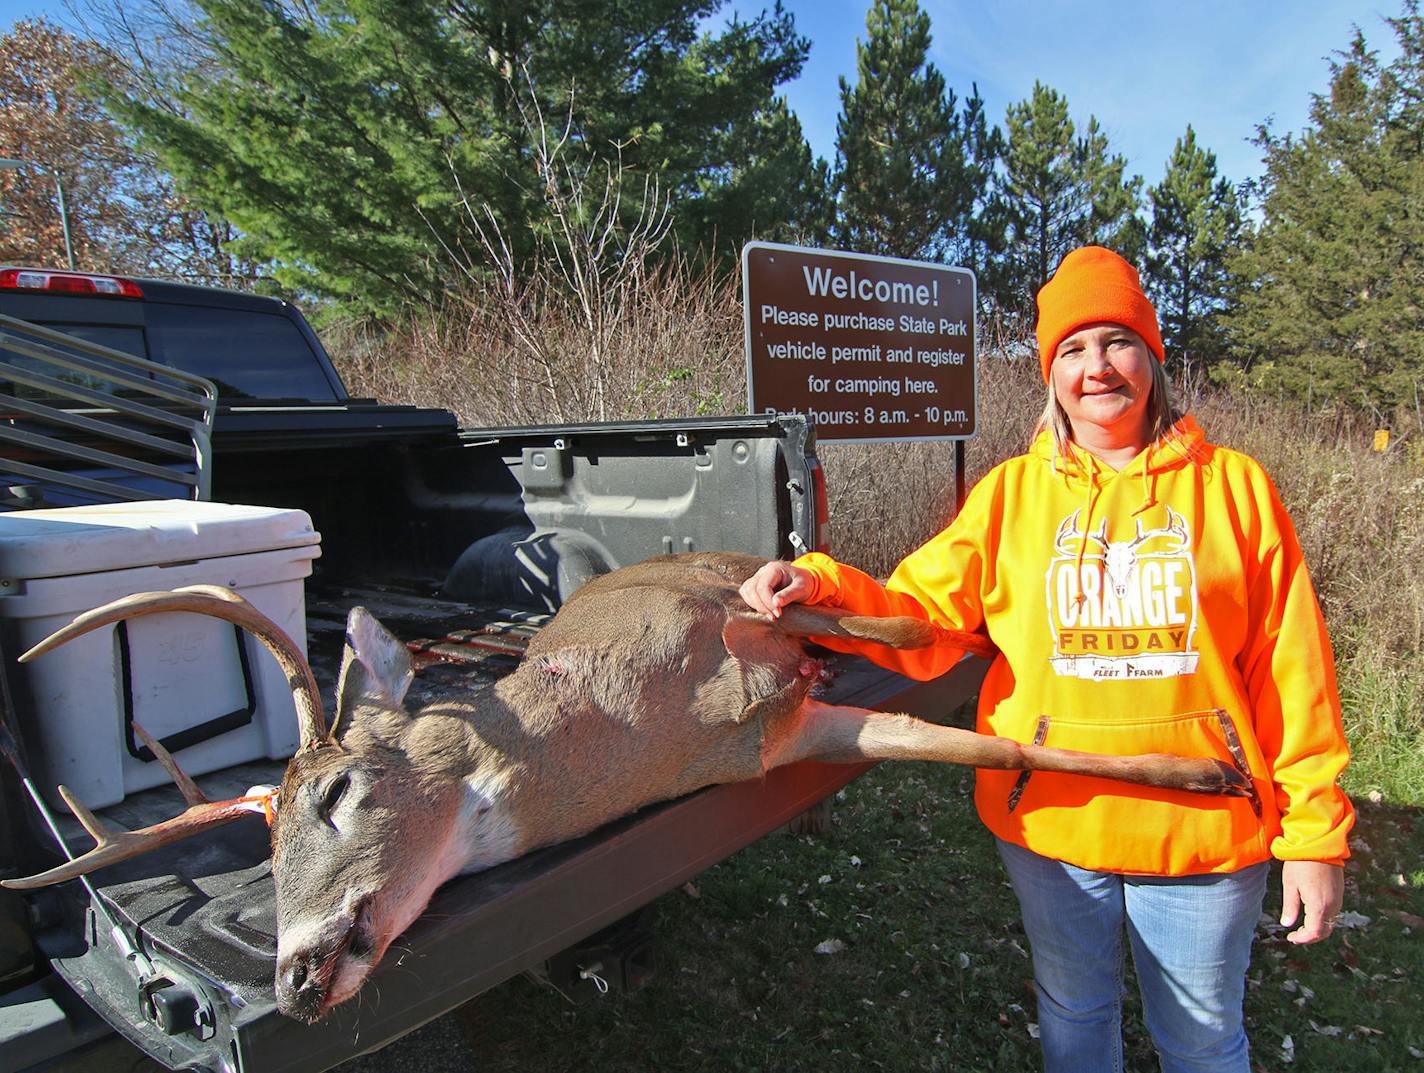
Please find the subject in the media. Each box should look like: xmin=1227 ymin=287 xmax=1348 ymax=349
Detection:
xmin=742 ymin=242 xmax=977 ymax=443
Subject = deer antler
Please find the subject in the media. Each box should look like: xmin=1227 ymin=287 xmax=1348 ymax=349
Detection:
xmin=131 ymin=722 xmax=208 ymax=806
xmin=0 ymin=781 xmax=272 ymax=891
xmin=19 ymin=585 xmax=329 ymax=750
xmin=0 ymin=722 xmax=277 ymax=891
xmin=1 ymin=591 xmax=319 ymax=890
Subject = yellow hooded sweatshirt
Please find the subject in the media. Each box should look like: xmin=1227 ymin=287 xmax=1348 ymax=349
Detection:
xmin=794 ymin=417 xmax=1353 ymax=876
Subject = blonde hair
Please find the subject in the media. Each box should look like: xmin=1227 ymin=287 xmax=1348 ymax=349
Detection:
xmin=1032 ymin=358 xmax=1184 ymax=455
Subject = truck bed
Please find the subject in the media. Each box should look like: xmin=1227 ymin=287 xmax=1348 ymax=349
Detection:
xmin=23 ymin=582 xmax=987 ymax=1073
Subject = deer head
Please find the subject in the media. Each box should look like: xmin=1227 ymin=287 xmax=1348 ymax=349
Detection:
xmin=0 ymin=589 xmax=525 ymax=1023
xmin=265 ymin=608 xmax=532 ymax=1021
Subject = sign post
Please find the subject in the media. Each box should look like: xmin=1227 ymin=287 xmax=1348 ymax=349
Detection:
xmin=742 ymin=242 xmax=977 ymax=446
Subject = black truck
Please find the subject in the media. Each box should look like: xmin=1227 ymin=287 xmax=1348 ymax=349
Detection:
xmin=0 ymin=268 xmax=984 ymax=1073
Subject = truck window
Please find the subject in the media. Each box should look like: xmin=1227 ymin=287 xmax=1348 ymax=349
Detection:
xmin=147 ymin=304 xmax=339 ymax=400
xmin=39 ymin=324 xmax=149 ymax=359
xmin=1 ymin=323 xmax=152 ymax=400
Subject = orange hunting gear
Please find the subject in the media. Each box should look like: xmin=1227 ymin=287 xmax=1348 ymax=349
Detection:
xmin=793 ymin=417 xmax=1353 ymax=877
xmin=1036 ymin=246 xmax=1166 ymax=379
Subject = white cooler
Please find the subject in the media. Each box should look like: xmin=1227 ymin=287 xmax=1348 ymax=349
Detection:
xmin=0 ymin=500 xmax=322 ymax=809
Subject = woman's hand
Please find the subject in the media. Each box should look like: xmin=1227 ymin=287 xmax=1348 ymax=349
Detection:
xmin=1280 ymin=860 xmax=1345 ymax=944
xmin=739 ymin=560 xmax=815 ymax=618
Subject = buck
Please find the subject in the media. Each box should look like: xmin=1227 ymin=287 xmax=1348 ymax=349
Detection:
xmin=3 ymin=552 xmax=1251 ymax=1024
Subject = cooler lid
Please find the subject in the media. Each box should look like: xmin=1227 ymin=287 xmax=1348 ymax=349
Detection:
xmin=0 ymin=500 xmax=321 ymax=581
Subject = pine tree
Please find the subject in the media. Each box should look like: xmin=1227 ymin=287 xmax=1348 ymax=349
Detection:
xmin=1078 ymin=116 xmax=1145 ymax=260
xmin=831 ymin=0 xmax=970 ymax=261
xmin=950 ymin=83 xmax=1006 ymax=294
xmin=682 ymin=96 xmax=831 ymax=249
xmin=1227 ymin=6 xmax=1424 ymax=410
xmin=997 ymin=82 xmax=1143 ymax=306
xmin=1144 ymin=126 xmax=1244 ymax=367
xmin=105 ymin=0 xmax=818 ymax=315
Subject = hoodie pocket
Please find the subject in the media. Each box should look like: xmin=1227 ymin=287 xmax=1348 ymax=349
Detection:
xmin=1001 ymin=707 xmax=1269 ymax=855
xmin=1006 ymin=715 xmax=1051 ymax=814
xmin=982 ymin=706 xmax=1275 ymax=875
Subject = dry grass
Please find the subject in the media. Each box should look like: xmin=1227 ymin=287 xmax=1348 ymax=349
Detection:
xmin=1187 ymin=391 xmax=1424 ymax=800
xmin=328 ymin=255 xmax=745 ymax=426
xmin=327 ymin=269 xmax=1424 ymax=803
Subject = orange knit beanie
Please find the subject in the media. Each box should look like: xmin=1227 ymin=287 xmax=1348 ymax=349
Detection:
xmin=1035 ymin=246 xmax=1164 ymax=380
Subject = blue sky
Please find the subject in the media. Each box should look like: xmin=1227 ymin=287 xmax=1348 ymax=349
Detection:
xmin=2 ymin=0 xmax=1401 ymax=188
xmin=736 ymin=0 xmax=1397 ymax=187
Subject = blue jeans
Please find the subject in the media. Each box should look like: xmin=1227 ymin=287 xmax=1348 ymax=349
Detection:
xmin=996 ymin=839 xmax=1268 ymax=1073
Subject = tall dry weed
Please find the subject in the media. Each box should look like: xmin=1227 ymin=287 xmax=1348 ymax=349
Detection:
xmin=329 ymin=270 xmax=1421 ymax=799
xmin=329 ymin=256 xmax=745 ymax=426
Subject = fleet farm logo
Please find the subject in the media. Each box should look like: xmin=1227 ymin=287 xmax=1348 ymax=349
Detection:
xmin=1045 ymin=508 xmax=1200 ymax=680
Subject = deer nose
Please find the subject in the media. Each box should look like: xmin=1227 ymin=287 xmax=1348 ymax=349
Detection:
xmin=275 ymin=951 xmax=327 ymax=1023
xmin=282 ymin=956 xmax=308 ymax=993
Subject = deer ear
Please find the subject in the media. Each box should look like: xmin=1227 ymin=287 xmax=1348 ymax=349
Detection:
xmin=334 ymin=607 xmax=414 ymax=733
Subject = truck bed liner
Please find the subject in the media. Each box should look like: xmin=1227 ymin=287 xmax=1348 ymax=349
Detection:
xmin=27 ymin=582 xmax=986 ymax=1073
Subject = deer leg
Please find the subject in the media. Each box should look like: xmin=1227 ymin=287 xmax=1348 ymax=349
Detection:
xmin=769 ymin=701 xmax=1252 ymax=797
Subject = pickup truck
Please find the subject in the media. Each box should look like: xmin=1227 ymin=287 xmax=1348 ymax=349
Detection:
xmin=0 ymin=268 xmax=986 ymax=1072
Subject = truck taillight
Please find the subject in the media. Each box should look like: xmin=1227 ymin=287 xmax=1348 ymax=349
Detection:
xmin=809 ymin=458 xmax=831 ymax=554
xmin=0 ymin=268 xmax=143 ymax=298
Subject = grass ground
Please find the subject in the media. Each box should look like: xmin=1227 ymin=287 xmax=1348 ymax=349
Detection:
xmin=450 ymin=761 xmax=1421 ymax=1072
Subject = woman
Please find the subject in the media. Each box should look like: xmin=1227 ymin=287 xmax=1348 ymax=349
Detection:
xmin=740 ymin=246 xmax=1353 ymax=1073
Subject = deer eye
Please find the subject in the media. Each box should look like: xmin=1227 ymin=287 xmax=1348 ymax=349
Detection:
xmin=319 ymin=773 xmax=351 ymax=826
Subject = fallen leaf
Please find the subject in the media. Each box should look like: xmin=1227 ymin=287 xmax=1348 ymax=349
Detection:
xmin=1384 ymin=908 xmax=1424 ymax=928
xmin=814 ymin=939 xmax=845 ymax=955
xmin=1309 ymin=1020 xmax=1343 ymax=1036
xmin=681 ymin=881 xmax=700 ymax=899
xmin=1353 ymin=1025 xmax=1385 ymax=1037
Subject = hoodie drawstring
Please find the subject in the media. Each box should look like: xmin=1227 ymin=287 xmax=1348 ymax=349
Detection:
xmin=1074 ymin=457 xmax=1103 ymax=612
xmin=1132 ymin=462 xmax=1160 ymax=518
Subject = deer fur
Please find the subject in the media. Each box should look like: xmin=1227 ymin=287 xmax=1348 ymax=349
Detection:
xmin=5 ymin=551 xmax=1252 ymax=1023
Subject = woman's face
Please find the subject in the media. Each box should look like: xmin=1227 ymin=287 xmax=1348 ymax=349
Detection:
xmin=1050 ymin=322 xmax=1155 ymax=444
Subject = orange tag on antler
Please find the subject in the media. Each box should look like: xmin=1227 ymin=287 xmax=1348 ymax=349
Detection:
xmin=238 ymin=785 xmax=281 ymax=827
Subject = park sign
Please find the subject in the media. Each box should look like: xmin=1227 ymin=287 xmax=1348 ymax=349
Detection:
xmin=742 ymin=242 xmax=977 ymax=443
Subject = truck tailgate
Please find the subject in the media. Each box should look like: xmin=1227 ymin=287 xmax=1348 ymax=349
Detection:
xmin=31 ymin=626 xmax=986 ymax=1073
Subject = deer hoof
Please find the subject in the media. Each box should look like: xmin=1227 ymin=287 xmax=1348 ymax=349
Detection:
xmin=1185 ymin=759 xmax=1255 ymax=797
